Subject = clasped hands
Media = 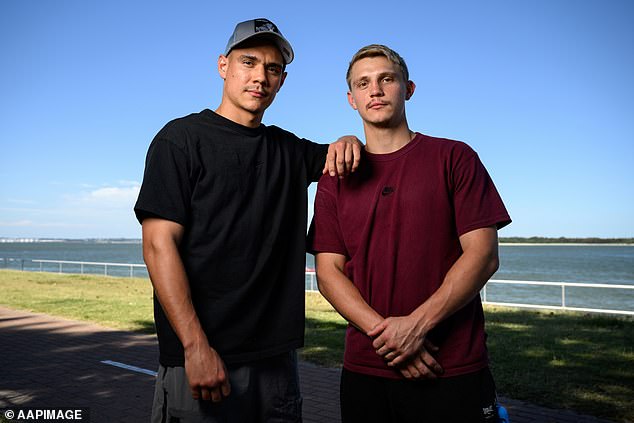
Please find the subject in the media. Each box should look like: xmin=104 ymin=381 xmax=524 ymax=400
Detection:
xmin=368 ymin=315 xmax=444 ymax=380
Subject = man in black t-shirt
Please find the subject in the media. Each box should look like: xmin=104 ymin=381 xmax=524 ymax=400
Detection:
xmin=135 ymin=18 xmax=361 ymax=423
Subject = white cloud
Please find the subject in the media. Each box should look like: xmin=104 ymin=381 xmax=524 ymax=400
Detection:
xmin=84 ymin=184 xmax=140 ymax=206
xmin=0 ymin=219 xmax=33 ymax=227
xmin=66 ymin=183 xmax=141 ymax=210
xmin=0 ymin=182 xmax=142 ymax=238
xmin=117 ymin=180 xmax=141 ymax=187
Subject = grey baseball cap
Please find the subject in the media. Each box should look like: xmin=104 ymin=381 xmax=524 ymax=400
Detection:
xmin=224 ymin=18 xmax=294 ymax=64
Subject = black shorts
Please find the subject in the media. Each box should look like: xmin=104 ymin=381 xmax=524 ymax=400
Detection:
xmin=340 ymin=367 xmax=499 ymax=423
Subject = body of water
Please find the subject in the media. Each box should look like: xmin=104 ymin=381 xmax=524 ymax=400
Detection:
xmin=0 ymin=241 xmax=146 ymax=277
xmin=1 ymin=241 xmax=633 ymax=313
xmin=489 ymin=244 xmax=633 ymax=312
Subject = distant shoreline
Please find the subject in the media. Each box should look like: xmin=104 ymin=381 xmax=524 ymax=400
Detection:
xmin=1 ymin=237 xmax=633 ymax=245
xmin=499 ymin=237 xmax=634 ymax=245
xmin=0 ymin=238 xmax=142 ymax=244
xmin=499 ymin=243 xmax=634 ymax=246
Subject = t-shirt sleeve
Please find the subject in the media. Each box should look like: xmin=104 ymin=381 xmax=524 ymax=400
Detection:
xmin=451 ymin=146 xmax=511 ymax=236
xmin=134 ymin=135 xmax=192 ymax=226
xmin=307 ymin=174 xmax=348 ymax=256
xmin=302 ymin=139 xmax=329 ymax=183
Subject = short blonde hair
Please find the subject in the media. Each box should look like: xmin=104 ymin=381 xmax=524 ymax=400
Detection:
xmin=346 ymin=44 xmax=409 ymax=89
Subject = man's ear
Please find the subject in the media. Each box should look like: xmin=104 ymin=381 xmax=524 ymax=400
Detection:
xmin=218 ymin=55 xmax=228 ymax=79
xmin=405 ymin=80 xmax=416 ymax=100
xmin=277 ymin=71 xmax=288 ymax=92
xmin=347 ymin=91 xmax=358 ymax=110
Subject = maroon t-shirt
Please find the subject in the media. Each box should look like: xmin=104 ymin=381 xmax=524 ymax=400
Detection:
xmin=308 ymin=133 xmax=511 ymax=379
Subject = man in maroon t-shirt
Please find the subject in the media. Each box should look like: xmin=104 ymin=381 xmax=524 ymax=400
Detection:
xmin=308 ymin=44 xmax=511 ymax=422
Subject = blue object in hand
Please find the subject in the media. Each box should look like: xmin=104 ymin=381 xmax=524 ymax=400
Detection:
xmin=497 ymin=404 xmax=510 ymax=423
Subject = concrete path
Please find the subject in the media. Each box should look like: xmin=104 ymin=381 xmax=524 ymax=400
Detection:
xmin=0 ymin=306 xmax=614 ymax=422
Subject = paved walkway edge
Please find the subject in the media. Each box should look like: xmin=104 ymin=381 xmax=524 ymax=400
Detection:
xmin=0 ymin=306 xmax=616 ymax=423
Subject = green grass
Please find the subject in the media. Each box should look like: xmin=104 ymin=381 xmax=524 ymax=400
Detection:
xmin=304 ymin=292 xmax=347 ymax=367
xmin=0 ymin=269 xmax=155 ymax=332
xmin=486 ymin=307 xmax=634 ymax=421
xmin=1 ymin=269 xmax=633 ymax=422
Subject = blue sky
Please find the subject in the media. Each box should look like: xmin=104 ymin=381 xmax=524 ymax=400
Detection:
xmin=1 ymin=0 xmax=632 ymax=239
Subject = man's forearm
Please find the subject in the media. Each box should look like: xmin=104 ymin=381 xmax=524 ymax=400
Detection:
xmin=370 ymin=226 xmax=499 ymax=368
xmin=411 ymin=227 xmax=499 ymax=335
xmin=142 ymin=219 xmax=231 ymax=401
xmin=315 ymin=253 xmax=383 ymax=335
xmin=143 ymin=228 xmax=208 ymax=349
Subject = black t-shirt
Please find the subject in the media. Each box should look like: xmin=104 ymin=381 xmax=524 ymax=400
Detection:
xmin=134 ymin=109 xmax=328 ymax=366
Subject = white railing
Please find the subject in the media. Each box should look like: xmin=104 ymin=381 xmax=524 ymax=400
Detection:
xmin=306 ymin=271 xmax=634 ymax=316
xmin=483 ymin=279 xmax=634 ymax=316
xmin=31 ymin=259 xmax=147 ymax=277
xmin=306 ymin=270 xmax=317 ymax=292
xmin=0 ymin=257 xmax=27 ymax=270
xmin=2 ymin=260 xmax=632 ymax=316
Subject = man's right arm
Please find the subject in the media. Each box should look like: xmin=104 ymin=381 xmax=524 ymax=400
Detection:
xmin=315 ymin=252 xmax=441 ymax=379
xmin=315 ymin=252 xmax=383 ymax=335
xmin=142 ymin=217 xmax=230 ymax=402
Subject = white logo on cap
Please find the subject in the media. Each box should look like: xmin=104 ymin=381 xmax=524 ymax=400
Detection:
xmin=255 ymin=20 xmax=277 ymax=33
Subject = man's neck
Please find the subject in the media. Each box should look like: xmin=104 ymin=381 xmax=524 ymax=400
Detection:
xmin=363 ymin=121 xmax=415 ymax=154
xmin=215 ymin=103 xmax=263 ymax=128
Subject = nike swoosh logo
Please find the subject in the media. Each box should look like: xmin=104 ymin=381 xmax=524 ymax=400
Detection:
xmin=382 ymin=187 xmax=395 ymax=196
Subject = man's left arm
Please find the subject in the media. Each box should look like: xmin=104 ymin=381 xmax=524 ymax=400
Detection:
xmin=368 ymin=225 xmax=500 ymax=366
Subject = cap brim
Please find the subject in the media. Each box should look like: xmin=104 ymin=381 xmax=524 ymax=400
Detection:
xmin=226 ymin=32 xmax=294 ymax=64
